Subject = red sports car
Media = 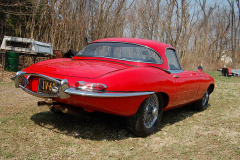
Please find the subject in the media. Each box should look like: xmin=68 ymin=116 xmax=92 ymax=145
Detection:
xmin=15 ymin=38 xmax=215 ymax=137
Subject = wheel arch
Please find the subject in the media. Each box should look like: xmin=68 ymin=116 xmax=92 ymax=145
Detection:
xmin=208 ymin=83 xmax=214 ymax=94
xmin=155 ymin=92 xmax=169 ymax=110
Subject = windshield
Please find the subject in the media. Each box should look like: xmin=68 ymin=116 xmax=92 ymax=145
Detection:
xmin=76 ymin=42 xmax=162 ymax=64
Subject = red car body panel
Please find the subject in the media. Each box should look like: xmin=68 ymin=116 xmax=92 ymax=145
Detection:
xmin=16 ymin=38 xmax=215 ymax=117
xmin=28 ymin=58 xmax=129 ymax=79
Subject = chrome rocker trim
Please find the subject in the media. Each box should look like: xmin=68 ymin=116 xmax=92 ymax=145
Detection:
xmin=64 ymin=88 xmax=154 ymax=98
xmin=15 ymin=71 xmax=154 ymax=98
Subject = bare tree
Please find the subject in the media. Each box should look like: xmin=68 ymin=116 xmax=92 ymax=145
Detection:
xmin=3 ymin=0 xmax=240 ymax=70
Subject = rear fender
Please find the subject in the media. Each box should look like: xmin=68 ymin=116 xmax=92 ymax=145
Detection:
xmin=98 ymin=66 xmax=175 ymax=93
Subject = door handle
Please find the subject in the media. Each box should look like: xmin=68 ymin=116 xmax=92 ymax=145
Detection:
xmin=173 ymin=75 xmax=179 ymax=78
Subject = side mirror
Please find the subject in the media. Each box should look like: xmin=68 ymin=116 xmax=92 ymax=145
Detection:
xmin=198 ymin=66 xmax=203 ymax=71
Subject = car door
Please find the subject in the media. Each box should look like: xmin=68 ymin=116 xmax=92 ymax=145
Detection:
xmin=166 ymin=49 xmax=199 ymax=106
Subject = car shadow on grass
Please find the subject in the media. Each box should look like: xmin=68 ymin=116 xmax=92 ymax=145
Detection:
xmin=31 ymin=111 xmax=132 ymax=140
xmin=30 ymin=104 xmax=208 ymax=140
xmin=160 ymin=104 xmax=208 ymax=128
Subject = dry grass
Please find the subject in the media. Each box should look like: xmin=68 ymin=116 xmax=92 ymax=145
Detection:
xmin=0 ymin=71 xmax=240 ymax=159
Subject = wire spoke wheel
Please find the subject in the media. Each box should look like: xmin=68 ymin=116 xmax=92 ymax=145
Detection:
xmin=202 ymin=90 xmax=209 ymax=107
xmin=194 ymin=89 xmax=211 ymax=111
xmin=126 ymin=94 xmax=163 ymax=137
xmin=143 ymin=94 xmax=159 ymax=128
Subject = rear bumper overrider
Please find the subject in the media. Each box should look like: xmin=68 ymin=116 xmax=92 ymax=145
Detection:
xmin=15 ymin=71 xmax=154 ymax=99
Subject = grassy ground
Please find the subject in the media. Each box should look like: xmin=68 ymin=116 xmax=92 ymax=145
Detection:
xmin=0 ymin=72 xmax=240 ymax=159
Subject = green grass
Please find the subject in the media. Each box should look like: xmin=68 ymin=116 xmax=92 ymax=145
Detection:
xmin=0 ymin=71 xmax=240 ymax=159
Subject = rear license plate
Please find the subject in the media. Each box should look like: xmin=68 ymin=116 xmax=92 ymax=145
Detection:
xmin=38 ymin=78 xmax=57 ymax=95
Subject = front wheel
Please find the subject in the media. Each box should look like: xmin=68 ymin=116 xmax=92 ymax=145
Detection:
xmin=127 ymin=94 xmax=163 ymax=137
xmin=194 ymin=89 xmax=210 ymax=111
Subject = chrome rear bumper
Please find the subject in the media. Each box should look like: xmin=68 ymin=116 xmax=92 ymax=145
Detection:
xmin=15 ymin=71 xmax=154 ymax=99
xmin=15 ymin=71 xmax=70 ymax=99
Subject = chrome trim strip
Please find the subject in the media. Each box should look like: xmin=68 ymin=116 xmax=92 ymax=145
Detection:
xmin=170 ymin=70 xmax=184 ymax=73
xmin=15 ymin=71 xmax=25 ymax=88
xmin=16 ymin=72 xmax=62 ymax=83
xmin=64 ymin=88 xmax=154 ymax=98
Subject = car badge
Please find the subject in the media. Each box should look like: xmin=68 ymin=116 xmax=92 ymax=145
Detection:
xmin=22 ymin=77 xmax=29 ymax=87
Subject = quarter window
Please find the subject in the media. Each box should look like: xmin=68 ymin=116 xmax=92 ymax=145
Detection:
xmin=166 ymin=49 xmax=182 ymax=70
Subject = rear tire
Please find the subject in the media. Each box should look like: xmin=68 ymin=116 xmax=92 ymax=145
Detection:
xmin=194 ymin=89 xmax=209 ymax=111
xmin=127 ymin=94 xmax=163 ymax=137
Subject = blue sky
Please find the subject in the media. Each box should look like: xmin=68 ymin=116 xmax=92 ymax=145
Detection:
xmin=206 ymin=0 xmax=239 ymax=10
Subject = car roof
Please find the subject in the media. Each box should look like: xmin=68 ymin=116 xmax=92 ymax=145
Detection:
xmin=91 ymin=38 xmax=175 ymax=70
xmin=92 ymin=38 xmax=174 ymax=53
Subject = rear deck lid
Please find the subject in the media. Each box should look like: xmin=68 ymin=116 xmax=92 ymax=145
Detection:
xmin=28 ymin=59 xmax=128 ymax=78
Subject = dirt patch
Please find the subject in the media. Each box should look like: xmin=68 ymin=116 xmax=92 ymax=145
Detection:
xmin=0 ymin=68 xmax=16 ymax=82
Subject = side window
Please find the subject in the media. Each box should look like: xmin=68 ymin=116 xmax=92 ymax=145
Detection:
xmin=166 ymin=49 xmax=182 ymax=70
xmin=95 ymin=46 xmax=111 ymax=57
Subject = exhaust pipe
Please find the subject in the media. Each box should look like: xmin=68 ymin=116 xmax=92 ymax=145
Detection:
xmin=62 ymin=108 xmax=68 ymax=113
xmin=37 ymin=101 xmax=71 ymax=115
xmin=51 ymin=105 xmax=68 ymax=114
xmin=54 ymin=105 xmax=68 ymax=113
xmin=37 ymin=101 xmax=47 ymax=106
xmin=37 ymin=99 xmax=59 ymax=106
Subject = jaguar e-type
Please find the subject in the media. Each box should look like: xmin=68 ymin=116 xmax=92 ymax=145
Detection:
xmin=15 ymin=38 xmax=215 ymax=137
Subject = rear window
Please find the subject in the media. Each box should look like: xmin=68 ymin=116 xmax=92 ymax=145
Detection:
xmin=76 ymin=42 xmax=162 ymax=64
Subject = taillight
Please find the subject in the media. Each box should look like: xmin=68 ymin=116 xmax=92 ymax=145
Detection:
xmin=75 ymin=81 xmax=107 ymax=92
